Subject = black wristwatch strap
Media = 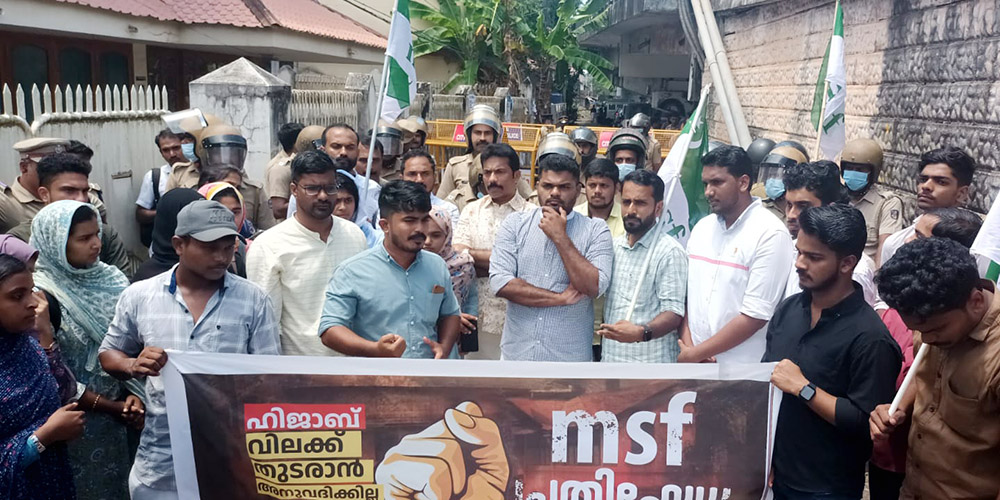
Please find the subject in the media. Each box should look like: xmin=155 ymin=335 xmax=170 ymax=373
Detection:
xmin=642 ymin=324 xmax=653 ymax=342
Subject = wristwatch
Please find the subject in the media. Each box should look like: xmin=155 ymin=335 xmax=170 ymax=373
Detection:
xmin=29 ymin=434 xmax=45 ymax=454
xmin=798 ymin=383 xmax=817 ymax=402
xmin=641 ymin=324 xmax=653 ymax=342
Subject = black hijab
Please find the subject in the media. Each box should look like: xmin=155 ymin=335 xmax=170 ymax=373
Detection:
xmin=132 ymin=188 xmax=202 ymax=282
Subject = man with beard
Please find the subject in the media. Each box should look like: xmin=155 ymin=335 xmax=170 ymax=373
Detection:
xmin=574 ymin=159 xmax=625 ymax=238
xmin=880 ymin=146 xmax=978 ymax=266
xmin=764 ymin=204 xmax=901 ymax=500
xmin=437 ymin=105 xmax=531 ymax=211
xmin=453 ymin=144 xmax=536 ymax=360
xmin=782 ymin=161 xmax=878 ymax=306
xmin=680 ymin=145 xmax=792 ymax=363
xmin=324 ymin=123 xmax=381 ymax=227
xmin=247 ymin=151 xmax=367 ymax=356
xmin=320 ymin=181 xmax=461 ymax=359
xmin=598 ymin=170 xmax=687 ymax=363
xmin=491 ymin=154 xmax=614 ymax=361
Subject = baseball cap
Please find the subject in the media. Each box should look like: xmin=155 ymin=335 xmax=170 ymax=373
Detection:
xmin=174 ymin=200 xmax=239 ymax=242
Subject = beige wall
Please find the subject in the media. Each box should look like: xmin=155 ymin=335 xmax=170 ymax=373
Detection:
xmin=710 ymin=0 xmax=1000 ymax=218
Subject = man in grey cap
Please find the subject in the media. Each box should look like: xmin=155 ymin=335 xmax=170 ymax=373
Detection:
xmin=100 ymin=199 xmax=280 ymax=500
xmin=0 ymin=137 xmax=107 ymax=232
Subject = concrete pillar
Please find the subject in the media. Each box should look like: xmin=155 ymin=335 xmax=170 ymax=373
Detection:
xmin=188 ymin=57 xmax=291 ymax=181
xmin=345 ymin=71 xmax=376 ymax=134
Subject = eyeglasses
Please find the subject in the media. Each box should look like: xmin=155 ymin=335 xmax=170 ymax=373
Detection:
xmin=299 ymin=184 xmax=339 ymax=196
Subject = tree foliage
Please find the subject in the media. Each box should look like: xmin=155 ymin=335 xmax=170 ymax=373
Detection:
xmin=412 ymin=0 xmax=613 ymax=113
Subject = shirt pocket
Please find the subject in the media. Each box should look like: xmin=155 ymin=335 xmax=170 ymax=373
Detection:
xmin=208 ymin=317 xmax=251 ymax=353
xmin=938 ymin=379 xmax=984 ymax=441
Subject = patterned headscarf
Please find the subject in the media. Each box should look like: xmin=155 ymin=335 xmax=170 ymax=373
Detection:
xmin=29 ymin=201 xmax=143 ymax=399
xmin=429 ymin=207 xmax=475 ymax=308
xmin=198 ymin=182 xmax=255 ymax=239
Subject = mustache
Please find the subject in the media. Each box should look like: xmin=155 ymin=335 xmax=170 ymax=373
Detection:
xmin=487 ymin=183 xmax=502 ymax=190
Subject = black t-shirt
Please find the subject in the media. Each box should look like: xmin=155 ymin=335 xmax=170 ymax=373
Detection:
xmin=762 ymin=284 xmax=902 ymax=496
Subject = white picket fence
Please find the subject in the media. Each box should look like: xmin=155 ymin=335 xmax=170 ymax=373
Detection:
xmin=289 ymin=89 xmax=364 ymax=129
xmin=1 ymin=83 xmax=172 ymax=255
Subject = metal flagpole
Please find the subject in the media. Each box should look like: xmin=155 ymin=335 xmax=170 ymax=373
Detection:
xmin=361 ymin=2 xmax=398 ymax=221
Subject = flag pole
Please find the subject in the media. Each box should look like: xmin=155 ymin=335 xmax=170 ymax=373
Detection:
xmin=361 ymin=3 xmax=398 ymax=221
xmin=813 ymin=79 xmax=829 ymax=160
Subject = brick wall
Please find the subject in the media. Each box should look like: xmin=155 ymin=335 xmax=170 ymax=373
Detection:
xmin=708 ymin=0 xmax=1000 ymax=219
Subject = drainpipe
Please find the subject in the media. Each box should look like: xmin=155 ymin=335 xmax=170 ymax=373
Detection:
xmin=690 ymin=0 xmax=752 ymax=147
xmin=688 ymin=0 xmax=740 ymax=145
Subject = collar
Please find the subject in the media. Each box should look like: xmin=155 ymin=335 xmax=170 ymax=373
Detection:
xmin=610 ymin=202 xmax=622 ymax=219
xmin=488 ymin=191 xmax=526 ymax=211
xmin=377 ymin=241 xmax=422 ymax=270
xmin=617 ymin=224 xmax=659 ymax=250
xmin=799 ymin=282 xmax=867 ymax=317
xmin=11 ymin=177 xmax=41 ymax=204
xmin=969 ymin=281 xmax=999 ymax=342
xmin=717 ymin=198 xmax=761 ymax=231
xmin=856 ymin=187 xmax=882 ymax=205
xmin=165 ymin=264 xmax=231 ymax=294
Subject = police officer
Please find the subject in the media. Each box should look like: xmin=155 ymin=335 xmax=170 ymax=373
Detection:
xmin=840 ymin=138 xmax=902 ymax=262
xmin=168 ymin=122 xmax=276 ymax=230
xmin=438 ymin=105 xmax=530 ymax=212
xmin=753 ymin=144 xmax=808 ymax=221
xmin=746 ymin=137 xmax=776 ymax=167
xmin=525 ymin=132 xmax=585 ymax=206
xmin=606 ymin=128 xmax=647 ymax=181
xmin=0 ymin=137 xmax=110 ymax=233
xmin=628 ymin=112 xmax=661 ymax=169
xmin=377 ymin=122 xmax=405 ymax=182
xmin=570 ymin=127 xmax=600 ymax=169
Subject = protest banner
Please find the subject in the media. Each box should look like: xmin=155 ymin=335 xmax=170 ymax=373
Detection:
xmin=163 ymin=353 xmax=780 ymax=500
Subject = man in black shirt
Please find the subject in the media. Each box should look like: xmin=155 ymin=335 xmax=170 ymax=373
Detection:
xmin=764 ymin=204 xmax=902 ymax=499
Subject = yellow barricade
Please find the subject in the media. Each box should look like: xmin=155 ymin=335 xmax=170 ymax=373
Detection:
xmin=424 ymin=120 xmax=681 ymax=187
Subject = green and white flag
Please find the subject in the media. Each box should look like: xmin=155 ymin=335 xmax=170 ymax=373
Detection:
xmin=657 ymin=84 xmax=712 ymax=246
xmin=810 ymin=0 xmax=846 ymax=161
xmin=972 ymin=189 xmax=1000 ymax=282
xmin=381 ymin=0 xmax=417 ymax=123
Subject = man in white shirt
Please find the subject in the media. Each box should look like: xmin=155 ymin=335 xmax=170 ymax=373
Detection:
xmin=782 ymin=161 xmax=878 ymax=306
xmin=680 ymin=145 xmax=793 ymax=363
xmin=135 ymin=130 xmax=194 ymax=243
xmin=247 ymin=150 xmax=367 ymax=356
xmin=453 ymin=144 xmax=536 ymax=359
xmin=880 ymin=146 xmax=977 ymax=266
xmin=400 ymin=149 xmax=460 ymax=227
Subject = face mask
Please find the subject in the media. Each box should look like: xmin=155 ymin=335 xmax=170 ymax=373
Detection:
xmin=181 ymin=143 xmax=198 ymax=162
xmin=843 ymin=170 xmax=869 ymax=192
xmin=617 ymin=163 xmax=636 ymax=182
xmin=764 ymin=178 xmax=785 ymax=200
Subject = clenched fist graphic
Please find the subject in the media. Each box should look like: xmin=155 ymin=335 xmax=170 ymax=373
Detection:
xmin=375 ymin=401 xmax=509 ymax=499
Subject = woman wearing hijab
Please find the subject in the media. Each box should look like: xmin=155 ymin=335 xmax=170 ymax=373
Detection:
xmin=0 ymin=254 xmax=84 ymax=500
xmin=132 ymin=188 xmax=202 ymax=282
xmin=198 ymin=182 xmax=251 ymax=277
xmin=424 ymin=207 xmax=478 ymax=356
xmin=30 ymin=201 xmax=144 ymax=500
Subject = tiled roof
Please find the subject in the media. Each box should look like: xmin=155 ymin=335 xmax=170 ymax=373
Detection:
xmin=55 ymin=0 xmax=387 ymax=48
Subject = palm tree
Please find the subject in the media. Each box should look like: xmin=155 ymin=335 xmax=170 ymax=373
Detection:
xmin=411 ymin=0 xmax=508 ymax=92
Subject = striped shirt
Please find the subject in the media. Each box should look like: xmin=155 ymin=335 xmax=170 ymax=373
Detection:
xmin=602 ymin=228 xmax=688 ymax=363
xmin=99 ymin=267 xmax=281 ymax=491
xmin=686 ymin=199 xmax=793 ymax=363
xmin=246 ymin=215 xmax=367 ymax=356
xmin=490 ymin=208 xmax=614 ymax=361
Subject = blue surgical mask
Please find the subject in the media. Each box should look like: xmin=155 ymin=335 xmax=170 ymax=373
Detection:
xmin=765 ymin=178 xmax=786 ymax=200
xmin=843 ymin=170 xmax=869 ymax=192
xmin=617 ymin=163 xmax=636 ymax=182
xmin=181 ymin=142 xmax=198 ymax=162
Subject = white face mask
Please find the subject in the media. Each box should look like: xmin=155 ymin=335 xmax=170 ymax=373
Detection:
xmin=181 ymin=142 xmax=198 ymax=162
xmin=617 ymin=163 xmax=636 ymax=182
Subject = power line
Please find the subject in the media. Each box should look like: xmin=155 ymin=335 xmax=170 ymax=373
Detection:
xmin=339 ymin=0 xmax=391 ymax=24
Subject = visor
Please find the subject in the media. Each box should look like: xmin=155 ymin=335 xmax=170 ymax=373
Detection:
xmin=203 ymin=145 xmax=247 ymax=170
xmin=162 ymin=109 xmax=207 ymax=134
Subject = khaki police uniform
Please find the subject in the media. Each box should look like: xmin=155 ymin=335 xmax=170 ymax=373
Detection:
xmin=850 ymin=186 xmax=903 ymax=261
xmin=438 ymin=153 xmax=532 ymax=213
xmin=750 ymin=182 xmax=786 ymax=222
xmin=647 ymin=136 xmax=662 ymax=169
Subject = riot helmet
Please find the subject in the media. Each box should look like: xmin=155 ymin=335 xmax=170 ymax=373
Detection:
xmin=607 ymin=128 xmax=647 ymax=171
xmin=628 ymin=113 xmax=652 ymax=134
xmin=463 ymin=104 xmax=501 ymax=154
xmin=198 ymin=124 xmax=247 ymax=171
xmin=569 ymin=127 xmax=599 ymax=163
xmin=747 ymin=138 xmax=776 ymax=165
xmin=535 ymin=132 xmax=582 ymax=167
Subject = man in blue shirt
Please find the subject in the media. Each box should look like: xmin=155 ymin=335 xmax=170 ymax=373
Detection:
xmin=319 ymin=180 xmax=461 ymax=358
